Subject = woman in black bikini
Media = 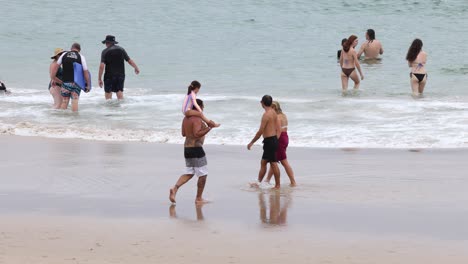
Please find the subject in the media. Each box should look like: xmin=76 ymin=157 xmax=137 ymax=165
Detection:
xmin=406 ymin=39 xmax=427 ymax=96
xmin=340 ymin=35 xmax=364 ymax=93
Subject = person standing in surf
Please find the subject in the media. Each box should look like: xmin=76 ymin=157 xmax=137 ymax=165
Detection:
xmin=170 ymin=99 xmax=212 ymax=205
xmin=357 ymin=29 xmax=384 ymax=60
xmin=98 ymin=35 xmax=140 ymax=100
xmin=247 ymin=95 xmax=281 ymax=189
xmin=406 ymin=39 xmax=427 ymax=96
xmin=340 ymin=35 xmax=364 ymax=93
xmin=49 ymin=48 xmax=65 ymax=109
xmin=50 ymin=43 xmax=90 ymax=112
xmin=182 ymin=80 xmax=220 ymax=128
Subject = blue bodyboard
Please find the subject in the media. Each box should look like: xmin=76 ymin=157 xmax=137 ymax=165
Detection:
xmin=73 ymin=62 xmax=92 ymax=91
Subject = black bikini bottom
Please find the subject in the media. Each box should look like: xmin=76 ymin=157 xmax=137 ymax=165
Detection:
xmin=411 ymin=73 xmax=427 ymax=83
xmin=342 ymin=68 xmax=355 ymax=77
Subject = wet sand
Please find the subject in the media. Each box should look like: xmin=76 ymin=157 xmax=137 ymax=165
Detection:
xmin=1 ymin=135 xmax=468 ymax=263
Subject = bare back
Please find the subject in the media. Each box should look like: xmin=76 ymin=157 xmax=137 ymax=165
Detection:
xmin=262 ymin=108 xmax=279 ymax=138
xmin=182 ymin=116 xmax=207 ymax=147
xmin=359 ymin=40 xmax=383 ymax=59
xmin=409 ymin=51 xmax=427 ymax=74
xmin=341 ymin=48 xmax=357 ymax=69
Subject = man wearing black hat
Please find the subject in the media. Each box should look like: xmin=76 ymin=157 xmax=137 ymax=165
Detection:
xmin=98 ymin=35 xmax=140 ymax=100
xmin=0 ymin=80 xmax=11 ymax=95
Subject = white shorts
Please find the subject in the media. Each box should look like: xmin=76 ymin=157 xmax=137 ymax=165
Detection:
xmin=184 ymin=165 xmax=208 ymax=178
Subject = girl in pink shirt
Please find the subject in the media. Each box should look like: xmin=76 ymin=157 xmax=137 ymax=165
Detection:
xmin=182 ymin=80 xmax=220 ymax=127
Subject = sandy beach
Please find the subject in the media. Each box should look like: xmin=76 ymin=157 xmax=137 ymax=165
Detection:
xmin=1 ymin=135 xmax=468 ymax=263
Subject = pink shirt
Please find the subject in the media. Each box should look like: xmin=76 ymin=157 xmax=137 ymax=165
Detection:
xmin=182 ymin=91 xmax=202 ymax=114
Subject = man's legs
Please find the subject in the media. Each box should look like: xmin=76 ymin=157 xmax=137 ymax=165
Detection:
xmin=116 ymin=91 xmax=124 ymax=100
xmin=169 ymin=174 xmax=194 ymax=203
xmin=257 ymin=159 xmax=269 ymax=183
xmin=104 ymin=77 xmax=113 ymax=100
xmin=195 ymin=175 xmax=208 ymax=205
xmin=270 ymin=161 xmax=280 ymax=189
xmin=105 ymin=92 xmax=112 ymax=100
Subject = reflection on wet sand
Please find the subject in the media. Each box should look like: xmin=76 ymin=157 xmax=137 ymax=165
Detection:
xmin=169 ymin=204 xmax=205 ymax=221
xmin=258 ymin=192 xmax=291 ymax=226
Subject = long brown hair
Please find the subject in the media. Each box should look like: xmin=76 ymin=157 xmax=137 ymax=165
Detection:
xmin=342 ymin=35 xmax=357 ymax=53
xmin=187 ymin=80 xmax=201 ymax=95
xmin=406 ymin=39 xmax=423 ymax=62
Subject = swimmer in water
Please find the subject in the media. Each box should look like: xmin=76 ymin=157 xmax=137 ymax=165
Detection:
xmin=357 ymin=29 xmax=384 ymax=60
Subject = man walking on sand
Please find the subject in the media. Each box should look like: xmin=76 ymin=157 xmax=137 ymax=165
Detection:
xmin=98 ymin=35 xmax=139 ymax=100
xmin=247 ymin=95 xmax=281 ymax=189
xmin=170 ymin=99 xmax=213 ymax=204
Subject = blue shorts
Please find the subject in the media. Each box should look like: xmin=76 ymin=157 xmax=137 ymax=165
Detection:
xmin=61 ymin=82 xmax=81 ymax=98
xmin=104 ymin=74 xmax=125 ymax=93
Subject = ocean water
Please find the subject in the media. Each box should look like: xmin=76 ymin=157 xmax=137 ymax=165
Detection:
xmin=0 ymin=0 xmax=467 ymax=148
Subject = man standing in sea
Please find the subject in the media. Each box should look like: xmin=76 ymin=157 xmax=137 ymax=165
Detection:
xmin=50 ymin=43 xmax=90 ymax=112
xmin=247 ymin=95 xmax=281 ymax=189
xmin=169 ymin=99 xmax=213 ymax=205
xmin=357 ymin=29 xmax=384 ymax=59
xmin=98 ymin=35 xmax=140 ymax=100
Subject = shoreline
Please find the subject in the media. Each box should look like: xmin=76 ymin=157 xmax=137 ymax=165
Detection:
xmin=2 ymin=133 xmax=468 ymax=150
xmin=1 ymin=135 xmax=468 ymax=263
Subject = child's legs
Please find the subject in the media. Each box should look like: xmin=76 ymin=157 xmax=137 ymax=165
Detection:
xmin=185 ymin=109 xmax=210 ymax=123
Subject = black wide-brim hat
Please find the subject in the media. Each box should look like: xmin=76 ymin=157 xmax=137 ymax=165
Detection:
xmin=102 ymin=35 xmax=118 ymax=44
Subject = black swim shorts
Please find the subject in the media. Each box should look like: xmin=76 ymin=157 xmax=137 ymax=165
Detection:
xmin=262 ymin=136 xmax=278 ymax=162
xmin=104 ymin=74 xmax=125 ymax=93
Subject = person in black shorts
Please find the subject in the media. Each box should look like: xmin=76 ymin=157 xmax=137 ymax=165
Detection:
xmin=98 ymin=35 xmax=140 ymax=100
xmin=247 ymin=95 xmax=281 ymax=189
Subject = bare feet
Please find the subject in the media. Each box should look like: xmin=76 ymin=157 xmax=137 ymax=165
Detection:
xmin=289 ymin=182 xmax=297 ymax=187
xmin=195 ymin=198 xmax=210 ymax=205
xmin=169 ymin=188 xmax=177 ymax=203
xmin=273 ymin=185 xmax=281 ymax=190
xmin=249 ymin=181 xmax=260 ymax=188
xmin=208 ymin=120 xmax=221 ymax=128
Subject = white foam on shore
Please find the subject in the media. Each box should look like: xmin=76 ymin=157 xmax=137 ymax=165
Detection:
xmin=1 ymin=88 xmax=468 ymax=148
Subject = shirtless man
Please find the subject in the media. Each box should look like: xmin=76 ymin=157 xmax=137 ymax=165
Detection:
xmin=247 ymin=95 xmax=281 ymax=189
xmin=169 ymin=99 xmax=212 ymax=205
xmin=357 ymin=29 xmax=384 ymax=59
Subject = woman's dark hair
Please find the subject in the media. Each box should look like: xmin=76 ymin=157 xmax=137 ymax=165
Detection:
xmin=342 ymin=35 xmax=357 ymax=52
xmin=187 ymin=80 xmax=201 ymax=95
xmin=406 ymin=39 xmax=423 ymax=62
xmin=341 ymin=38 xmax=347 ymax=45
xmin=367 ymin=29 xmax=375 ymax=42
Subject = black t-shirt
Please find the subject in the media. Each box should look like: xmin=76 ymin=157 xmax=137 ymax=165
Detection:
xmin=60 ymin=51 xmax=83 ymax=83
xmin=101 ymin=45 xmax=130 ymax=79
